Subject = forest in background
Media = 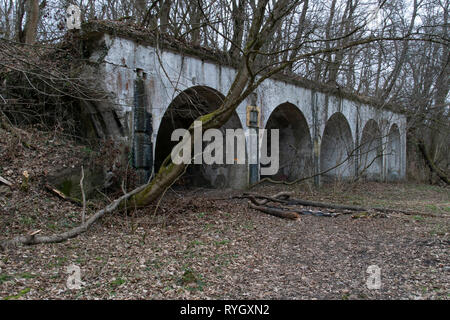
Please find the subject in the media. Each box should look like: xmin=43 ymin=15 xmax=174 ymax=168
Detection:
xmin=0 ymin=0 xmax=448 ymax=184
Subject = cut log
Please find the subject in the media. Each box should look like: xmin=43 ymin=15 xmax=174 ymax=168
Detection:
xmin=248 ymin=202 xmax=300 ymax=220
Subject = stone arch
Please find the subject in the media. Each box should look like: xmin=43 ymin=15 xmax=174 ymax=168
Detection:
xmin=154 ymin=86 xmax=247 ymax=189
xmin=359 ymin=119 xmax=383 ymax=180
xmin=262 ymin=103 xmax=313 ymax=181
xmin=387 ymin=123 xmax=401 ymax=180
xmin=320 ymin=112 xmax=354 ymax=180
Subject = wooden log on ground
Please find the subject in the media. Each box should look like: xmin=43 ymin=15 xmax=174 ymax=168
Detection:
xmin=241 ymin=192 xmax=443 ymax=218
xmin=248 ymin=202 xmax=300 ymax=220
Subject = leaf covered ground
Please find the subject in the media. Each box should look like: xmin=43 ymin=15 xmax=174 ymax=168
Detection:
xmin=0 ymin=127 xmax=449 ymax=300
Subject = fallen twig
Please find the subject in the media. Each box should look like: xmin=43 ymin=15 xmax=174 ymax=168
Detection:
xmin=0 ymin=175 xmax=12 ymax=187
xmin=44 ymin=183 xmax=82 ymax=206
xmin=80 ymin=166 xmax=86 ymax=224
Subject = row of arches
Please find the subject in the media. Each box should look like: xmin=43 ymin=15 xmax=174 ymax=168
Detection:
xmin=152 ymin=86 xmax=401 ymax=187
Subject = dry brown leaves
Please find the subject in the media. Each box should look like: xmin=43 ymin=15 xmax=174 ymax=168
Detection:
xmin=0 ymin=128 xmax=449 ymax=300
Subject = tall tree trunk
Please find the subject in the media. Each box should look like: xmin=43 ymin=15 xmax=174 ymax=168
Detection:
xmin=381 ymin=0 xmax=417 ymax=101
xmin=327 ymin=0 xmax=356 ymax=85
xmin=23 ymin=0 xmax=40 ymax=44
xmin=190 ymin=0 xmax=202 ymax=46
xmin=428 ymin=3 xmax=449 ymax=177
xmin=322 ymin=0 xmax=337 ymax=83
xmin=15 ymin=0 xmax=26 ymax=42
xmin=229 ymin=0 xmax=246 ymax=59
xmin=288 ymin=0 xmax=308 ymax=66
xmin=159 ymin=0 xmax=171 ymax=33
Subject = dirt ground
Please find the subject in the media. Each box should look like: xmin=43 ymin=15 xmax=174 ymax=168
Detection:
xmin=0 ymin=128 xmax=449 ymax=300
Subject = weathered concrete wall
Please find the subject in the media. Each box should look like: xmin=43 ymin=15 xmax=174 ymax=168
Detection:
xmin=86 ymin=33 xmax=407 ymax=188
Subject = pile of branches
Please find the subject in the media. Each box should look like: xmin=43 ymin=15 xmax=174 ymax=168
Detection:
xmin=243 ymin=192 xmax=344 ymax=220
xmin=0 ymin=34 xmax=106 ymax=135
xmin=241 ymin=191 xmax=442 ymax=220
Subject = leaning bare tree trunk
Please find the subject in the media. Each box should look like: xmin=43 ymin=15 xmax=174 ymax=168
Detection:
xmin=126 ymin=69 xmax=251 ymax=208
xmin=417 ymin=139 xmax=449 ymax=185
xmin=126 ymin=0 xmax=292 ymax=209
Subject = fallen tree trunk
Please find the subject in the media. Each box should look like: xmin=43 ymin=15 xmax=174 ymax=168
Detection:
xmin=242 ymin=191 xmax=294 ymax=205
xmin=248 ymin=202 xmax=301 ymax=220
xmin=246 ymin=192 xmax=339 ymax=219
xmin=286 ymin=198 xmax=367 ymax=211
xmin=277 ymin=204 xmax=341 ymax=217
xmin=242 ymin=192 xmax=365 ymax=211
xmin=241 ymin=192 xmax=442 ymax=218
xmin=0 ymin=183 xmax=148 ymax=251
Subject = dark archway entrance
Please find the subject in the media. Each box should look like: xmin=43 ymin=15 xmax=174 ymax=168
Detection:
xmin=262 ymin=103 xmax=313 ymax=181
xmin=387 ymin=124 xmax=401 ymax=180
xmin=360 ymin=119 xmax=383 ymax=180
xmin=154 ymin=86 xmax=247 ymax=189
xmin=320 ymin=112 xmax=354 ymax=181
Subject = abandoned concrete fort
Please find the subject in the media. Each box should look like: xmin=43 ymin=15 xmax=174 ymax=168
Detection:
xmin=78 ymin=21 xmax=406 ymax=189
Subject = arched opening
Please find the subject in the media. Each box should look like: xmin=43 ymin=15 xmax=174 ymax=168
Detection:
xmin=387 ymin=124 xmax=401 ymax=180
xmin=262 ymin=103 xmax=313 ymax=181
xmin=359 ymin=119 xmax=383 ymax=180
xmin=154 ymin=86 xmax=247 ymax=189
xmin=320 ymin=112 xmax=354 ymax=180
